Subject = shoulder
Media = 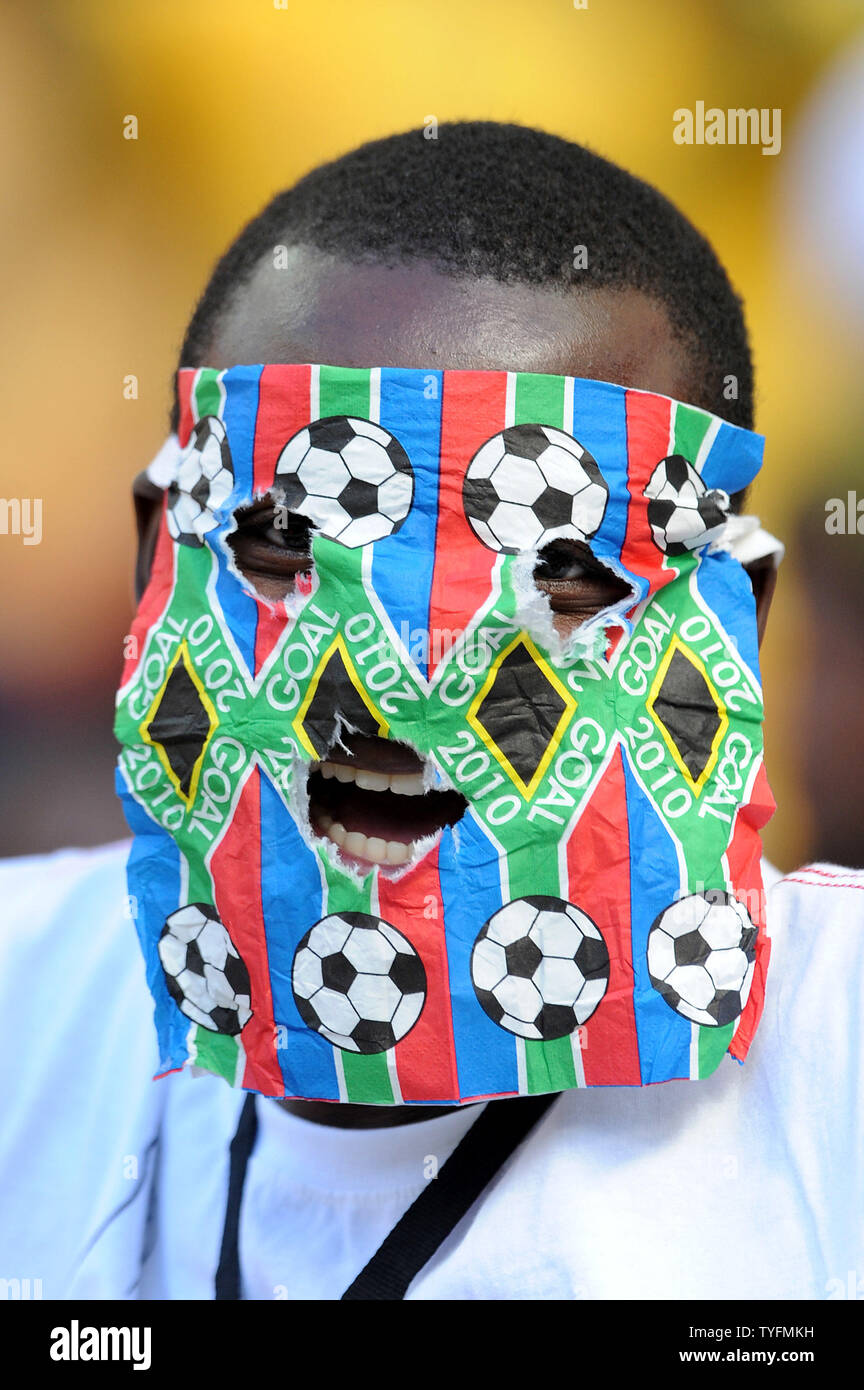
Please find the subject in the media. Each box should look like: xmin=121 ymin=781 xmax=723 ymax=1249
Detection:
xmin=766 ymin=861 xmax=864 ymax=956
xmin=763 ymin=861 xmax=864 ymax=1032
xmin=770 ymin=860 xmax=864 ymax=903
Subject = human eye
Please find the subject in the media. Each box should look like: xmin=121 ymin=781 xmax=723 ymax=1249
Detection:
xmin=533 ymin=539 xmax=632 ymax=630
xmin=228 ymin=498 xmax=313 ymax=600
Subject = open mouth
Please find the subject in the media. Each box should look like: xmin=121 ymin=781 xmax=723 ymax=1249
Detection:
xmin=307 ymin=735 xmax=468 ymax=871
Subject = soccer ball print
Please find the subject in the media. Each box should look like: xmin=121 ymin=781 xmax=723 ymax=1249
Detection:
xmin=462 ymin=423 xmax=608 ymax=554
xmin=292 ymin=912 xmax=427 ymax=1054
xmin=159 ymin=903 xmax=252 ymax=1035
xmin=643 ymin=454 xmax=730 ymax=556
xmin=274 ymin=416 xmax=414 ymax=548
xmin=646 ymin=891 xmax=757 ymax=1026
xmin=471 ymin=896 xmax=610 ymax=1040
xmin=166 ymin=416 xmax=235 ymax=547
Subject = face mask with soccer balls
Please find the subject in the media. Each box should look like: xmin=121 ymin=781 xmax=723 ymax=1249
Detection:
xmin=115 ymin=363 xmax=775 ymax=1105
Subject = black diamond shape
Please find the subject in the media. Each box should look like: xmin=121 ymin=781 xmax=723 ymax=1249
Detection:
xmin=145 ymin=658 xmax=212 ymax=798
xmin=652 ymin=646 xmax=722 ymax=782
xmin=473 ymin=641 xmax=568 ymax=792
xmin=298 ymin=646 xmax=382 ymax=759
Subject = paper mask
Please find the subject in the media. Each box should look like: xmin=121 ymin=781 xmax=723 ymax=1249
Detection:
xmin=115 ymin=364 xmax=775 ymax=1104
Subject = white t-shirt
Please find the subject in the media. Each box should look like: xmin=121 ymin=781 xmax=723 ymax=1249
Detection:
xmin=1 ymin=842 xmax=862 ymax=1300
xmin=237 ymin=1098 xmax=483 ymax=1300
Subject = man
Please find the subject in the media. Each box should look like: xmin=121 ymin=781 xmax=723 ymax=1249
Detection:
xmin=2 ymin=122 xmax=862 ymax=1301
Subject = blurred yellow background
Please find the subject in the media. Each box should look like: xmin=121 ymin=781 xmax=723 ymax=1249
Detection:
xmin=1 ymin=0 xmax=863 ymax=866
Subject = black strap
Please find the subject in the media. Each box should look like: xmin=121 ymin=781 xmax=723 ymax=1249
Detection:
xmin=215 ymin=1089 xmax=558 ymax=1301
xmin=215 ymin=1092 xmax=259 ymax=1300
xmin=342 ymin=1092 xmax=558 ymax=1300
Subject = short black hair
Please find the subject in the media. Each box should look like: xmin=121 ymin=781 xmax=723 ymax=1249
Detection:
xmin=173 ymin=121 xmax=753 ymax=436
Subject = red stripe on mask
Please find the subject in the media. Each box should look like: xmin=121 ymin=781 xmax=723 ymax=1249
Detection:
xmin=211 ymin=765 xmax=285 ymax=1096
xmin=427 ymin=371 xmax=507 ymax=678
xmin=378 ymin=845 xmax=460 ymax=1102
xmin=620 ymin=390 xmax=677 ymax=604
xmin=565 ymin=744 xmax=642 ymax=1085
xmin=726 ymin=759 xmax=775 ymax=1062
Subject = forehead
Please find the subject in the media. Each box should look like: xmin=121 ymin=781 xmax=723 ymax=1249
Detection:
xmin=204 ymin=245 xmax=696 ymax=401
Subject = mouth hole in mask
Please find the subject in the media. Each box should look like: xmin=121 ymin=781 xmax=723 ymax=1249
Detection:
xmin=305 ymin=735 xmax=468 ymax=872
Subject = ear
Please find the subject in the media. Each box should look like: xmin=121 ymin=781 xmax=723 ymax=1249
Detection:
xmin=133 ymin=472 xmax=165 ymax=601
xmin=744 ymin=555 xmax=778 ymax=648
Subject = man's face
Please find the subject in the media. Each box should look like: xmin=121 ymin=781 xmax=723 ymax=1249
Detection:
xmin=136 ymin=248 xmax=771 ymax=877
xmin=124 ymin=251 xmax=775 ymax=1108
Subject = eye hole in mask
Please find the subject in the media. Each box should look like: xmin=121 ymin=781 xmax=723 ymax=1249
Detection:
xmin=230 ymin=506 xmax=631 ymax=633
xmin=228 ymin=497 xmax=314 ymax=601
xmin=533 ymin=538 xmax=634 ymax=635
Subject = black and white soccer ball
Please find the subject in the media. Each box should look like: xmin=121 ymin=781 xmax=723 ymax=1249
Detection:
xmin=274 ymin=416 xmax=414 ymax=548
xmin=647 ymin=891 xmax=757 ymax=1026
xmin=166 ymin=416 xmax=235 ymax=547
xmin=292 ymin=912 xmax=426 ymax=1053
xmin=471 ymin=896 xmax=609 ymax=1041
xmin=462 ymin=424 xmax=608 ymax=554
xmin=643 ymin=455 xmax=730 ymax=556
xmin=159 ymin=903 xmax=252 ymax=1035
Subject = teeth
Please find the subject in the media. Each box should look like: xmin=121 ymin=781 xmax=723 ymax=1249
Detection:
xmin=328 ymin=820 xmax=346 ymax=846
xmin=390 ymin=773 xmax=426 ymax=796
xmin=343 ymin=830 xmax=369 ymax=859
xmin=354 ymin=769 xmax=391 ymax=793
xmin=314 ymin=761 xmax=427 ymax=796
xmin=310 ymin=807 xmax=413 ymax=867
xmin=385 ymin=841 xmax=411 ymax=865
